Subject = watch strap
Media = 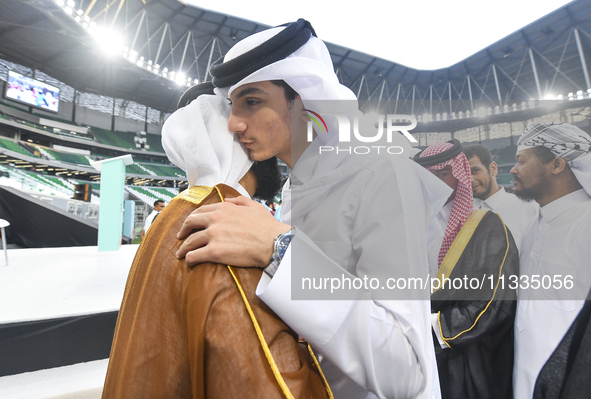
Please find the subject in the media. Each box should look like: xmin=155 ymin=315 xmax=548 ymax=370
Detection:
xmin=264 ymin=229 xmax=294 ymax=278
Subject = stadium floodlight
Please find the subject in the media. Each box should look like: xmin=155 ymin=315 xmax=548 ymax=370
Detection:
xmin=64 ymin=6 xmax=73 ymax=15
xmin=477 ymin=107 xmax=487 ymax=118
xmin=175 ymin=72 xmax=187 ymax=86
xmin=55 ymin=0 xmax=64 ymax=6
xmin=93 ymin=27 xmax=124 ymax=56
xmin=365 ymin=110 xmax=377 ymax=119
xmin=67 ymin=0 xmax=75 ymax=6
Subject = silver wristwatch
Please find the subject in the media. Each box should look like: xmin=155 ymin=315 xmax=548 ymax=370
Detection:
xmin=264 ymin=229 xmax=294 ymax=278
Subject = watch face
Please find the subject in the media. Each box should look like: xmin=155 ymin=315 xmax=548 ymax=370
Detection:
xmin=274 ymin=232 xmax=293 ymax=262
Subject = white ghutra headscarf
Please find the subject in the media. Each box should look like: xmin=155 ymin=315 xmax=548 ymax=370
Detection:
xmin=161 ymin=94 xmax=252 ymax=197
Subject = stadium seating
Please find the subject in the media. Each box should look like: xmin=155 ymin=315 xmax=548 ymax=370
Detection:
xmin=31 ymin=145 xmax=91 ymax=166
xmin=0 ymin=135 xmax=184 ymax=178
xmin=495 ymin=145 xmax=518 ymax=165
xmin=142 ymin=164 xmax=185 ymax=178
xmin=0 ymin=137 xmax=36 ymax=158
xmin=497 ymin=174 xmax=514 ymax=185
xmin=90 ymin=127 xmax=166 ymax=154
xmin=123 ymin=162 xmax=184 ymax=178
xmin=90 ymin=127 xmax=137 ymax=150
xmin=145 ymin=134 xmax=165 ymax=153
xmin=125 ymin=185 xmax=178 ymax=208
xmin=125 ymin=163 xmax=150 ymax=175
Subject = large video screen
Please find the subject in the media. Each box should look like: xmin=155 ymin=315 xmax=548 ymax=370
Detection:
xmin=4 ymin=70 xmax=60 ymax=113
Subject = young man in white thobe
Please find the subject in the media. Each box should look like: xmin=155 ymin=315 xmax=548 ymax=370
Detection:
xmin=463 ymin=144 xmax=538 ymax=250
xmin=174 ymin=19 xmax=450 ymax=399
xmin=511 ymin=122 xmax=591 ymax=399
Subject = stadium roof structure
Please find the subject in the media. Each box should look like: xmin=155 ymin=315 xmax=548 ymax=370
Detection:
xmin=1 ymin=0 xmax=591 ymax=120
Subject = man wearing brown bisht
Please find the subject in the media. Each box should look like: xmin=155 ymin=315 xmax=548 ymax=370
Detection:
xmin=102 ymin=83 xmax=331 ymax=399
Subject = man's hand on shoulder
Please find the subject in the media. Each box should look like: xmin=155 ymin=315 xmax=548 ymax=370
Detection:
xmin=176 ymin=196 xmax=291 ymax=268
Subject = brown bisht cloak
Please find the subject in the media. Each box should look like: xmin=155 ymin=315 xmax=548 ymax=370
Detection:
xmin=431 ymin=210 xmax=519 ymax=399
xmin=102 ymin=184 xmax=331 ymax=399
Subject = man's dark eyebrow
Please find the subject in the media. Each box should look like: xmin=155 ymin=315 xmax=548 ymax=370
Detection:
xmin=235 ymin=87 xmax=265 ymax=99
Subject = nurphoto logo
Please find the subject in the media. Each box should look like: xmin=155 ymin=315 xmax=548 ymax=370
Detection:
xmin=303 ymin=110 xmax=418 ymax=155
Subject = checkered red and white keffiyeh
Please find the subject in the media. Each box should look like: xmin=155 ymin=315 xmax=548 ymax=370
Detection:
xmin=419 ymin=142 xmax=474 ymax=267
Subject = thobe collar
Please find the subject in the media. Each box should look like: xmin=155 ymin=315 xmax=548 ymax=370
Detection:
xmin=473 ymin=186 xmax=505 ymax=210
xmin=540 ymin=188 xmax=591 ymax=223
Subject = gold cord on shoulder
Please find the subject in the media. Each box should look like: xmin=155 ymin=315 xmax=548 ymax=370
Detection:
xmin=215 ymin=185 xmax=333 ymax=399
xmin=307 ymin=344 xmax=334 ymax=399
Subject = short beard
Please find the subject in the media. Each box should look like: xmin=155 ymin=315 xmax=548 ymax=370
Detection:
xmin=514 ymin=191 xmax=536 ymax=202
xmin=250 ymin=157 xmax=283 ymax=202
xmin=475 ymin=177 xmax=494 ymax=200
xmin=514 ymin=177 xmax=546 ymax=203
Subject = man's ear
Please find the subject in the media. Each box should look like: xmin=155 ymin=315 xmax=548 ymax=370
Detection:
xmin=551 ymin=157 xmax=568 ymax=175
xmin=490 ymin=161 xmax=498 ymax=177
xmin=294 ymin=97 xmax=309 ymax=122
